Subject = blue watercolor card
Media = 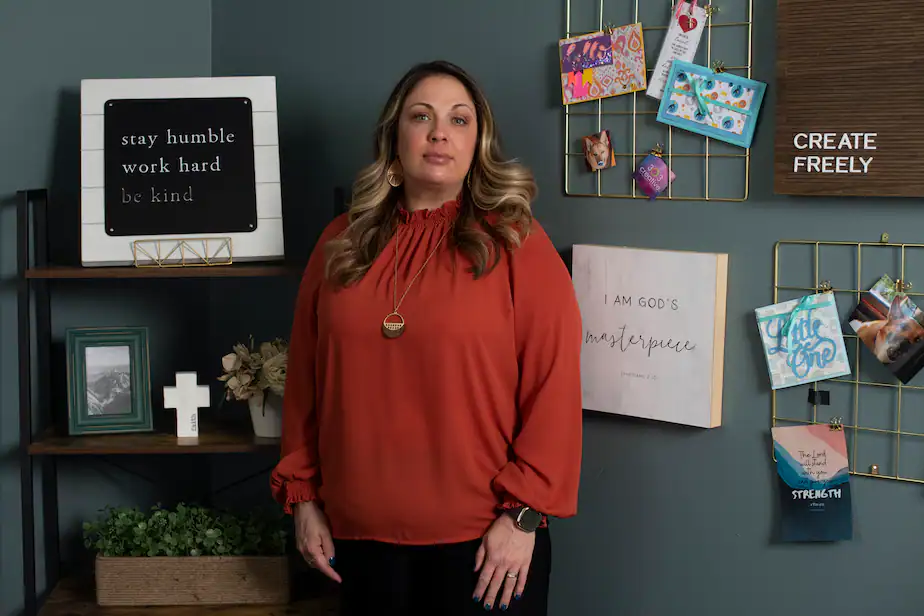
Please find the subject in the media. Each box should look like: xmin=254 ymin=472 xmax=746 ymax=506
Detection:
xmin=755 ymin=293 xmax=851 ymax=390
xmin=772 ymin=424 xmax=853 ymax=542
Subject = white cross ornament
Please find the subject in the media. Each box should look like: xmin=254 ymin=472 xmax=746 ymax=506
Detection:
xmin=163 ymin=371 xmax=210 ymax=439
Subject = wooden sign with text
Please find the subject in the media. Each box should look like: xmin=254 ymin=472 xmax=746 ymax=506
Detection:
xmin=774 ymin=1 xmax=924 ymax=197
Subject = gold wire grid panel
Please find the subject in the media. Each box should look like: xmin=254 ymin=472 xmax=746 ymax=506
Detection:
xmin=132 ymin=237 xmax=233 ymax=268
xmin=563 ymin=0 xmax=753 ymax=201
xmin=772 ymin=234 xmax=924 ymax=484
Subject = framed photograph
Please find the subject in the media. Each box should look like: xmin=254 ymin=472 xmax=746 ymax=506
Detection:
xmin=66 ymin=326 xmax=153 ymax=435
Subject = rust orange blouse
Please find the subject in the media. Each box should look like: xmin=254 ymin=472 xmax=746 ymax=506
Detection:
xmin=270 ymin=198 xmax=583 ymax=544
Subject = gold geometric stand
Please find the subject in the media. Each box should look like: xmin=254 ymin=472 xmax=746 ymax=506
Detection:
xmin=132 ymin=237 xmax=233 ymax=268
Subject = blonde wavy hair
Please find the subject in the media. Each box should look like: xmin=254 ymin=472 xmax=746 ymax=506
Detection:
xmin=324 ymin=60 xmax=538 ymax=288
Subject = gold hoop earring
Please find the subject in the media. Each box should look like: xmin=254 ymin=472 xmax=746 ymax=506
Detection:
xmin=387 ymin=161 xmax=403 ymax=188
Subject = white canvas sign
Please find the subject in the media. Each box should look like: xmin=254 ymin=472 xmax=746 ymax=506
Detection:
xmin=571 ymin=244 xmax=728 ymax=428
xmin=80 ymin=76 xmax=284 ymax=266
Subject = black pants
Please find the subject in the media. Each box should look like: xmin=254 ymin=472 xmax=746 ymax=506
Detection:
xmin=333 ymin=527 xmax=551 ymax=615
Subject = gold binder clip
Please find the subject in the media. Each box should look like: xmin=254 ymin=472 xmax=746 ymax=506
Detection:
xmin=828 ymin=416 xmax=843 ymax=431
xmin=896 ymin=279 xmax=912 ymax=293
xmin=870 ymin=464 xmax=880 ymax=475
xmin=704 ymin=4 xmax=719 ymax=17
xmin=880 ymin=232 xmax=890 ymax=243
xmin=818 ymin=280 xmax=833 ymax=294
xmin=650 ymin=143 xmax=665 ymax=158
xmin=602 ymin=22 xmax=616 ymax=35
xmin=711 ymin=60 xmax=727 ymax=74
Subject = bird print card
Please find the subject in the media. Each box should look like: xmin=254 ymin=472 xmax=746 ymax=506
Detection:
xmin=656 ymin=60 xmax=767 ymax=148
xmin=755 ymin=292 xmax=851 ymax=390
xmin=559 ymin=23 xmax=647 ymax=105
xmin=848 ymin=274 xmax=924 ymax=384
xmin=772 ymin=424 xmax=853 ymax=542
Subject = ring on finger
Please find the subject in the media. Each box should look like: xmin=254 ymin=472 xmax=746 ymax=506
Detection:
xmin=506 ymin=572 xmax=517 ymax=579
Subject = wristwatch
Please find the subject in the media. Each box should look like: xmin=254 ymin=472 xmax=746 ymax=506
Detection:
xmin=506 ymin=506 xmax=543 ymax=533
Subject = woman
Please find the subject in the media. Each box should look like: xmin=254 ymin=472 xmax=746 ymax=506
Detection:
xmin=270 ymin=60 xmax=583 ymax=615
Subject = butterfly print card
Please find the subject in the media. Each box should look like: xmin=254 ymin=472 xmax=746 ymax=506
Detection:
xmin=558 ymin=23 xmax=647 ymax=105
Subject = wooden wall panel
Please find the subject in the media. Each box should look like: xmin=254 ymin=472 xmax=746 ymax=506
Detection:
xmin=774 ymin=1 xmax=924 ymax=197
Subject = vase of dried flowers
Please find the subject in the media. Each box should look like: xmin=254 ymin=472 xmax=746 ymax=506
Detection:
xmin=218 ymin=337 xmax=287 ymax=438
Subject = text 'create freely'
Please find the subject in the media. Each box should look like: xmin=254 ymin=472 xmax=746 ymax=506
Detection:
xmin=791 ymin=132 xmax=877 ymax=174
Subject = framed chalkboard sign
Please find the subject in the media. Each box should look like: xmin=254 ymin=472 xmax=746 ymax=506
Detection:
xmin=80 ymin=76 xmax=284 ymax=267
xmin=104 ymin=97 xmax=257 ymax=236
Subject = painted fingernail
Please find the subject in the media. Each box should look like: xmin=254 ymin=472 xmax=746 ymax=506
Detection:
xmin=328 ymin=556 xmax=335 ymax=565
xmin=484 ymin=604 xmax=492 ymax=610
xmin=515 ymin=593 xmax=522 ymax=600
xmin=501 ymin=604 xmax=508 ymax=611
xmin=473 ymin=596 xmax=480 ymax=602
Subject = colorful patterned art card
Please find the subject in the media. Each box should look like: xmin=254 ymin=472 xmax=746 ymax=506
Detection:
xmin=656 ymin=60 xmax=766 ymax=148
xmin=772 ymin=424 xmax=853 ymax=542
xmin=755 ymin=293 xmax=851 ymax=390
xmin=848 ymin=274 xmax=924 ymax=384
xmin=559 ymin=23 xmax=647 ymax=105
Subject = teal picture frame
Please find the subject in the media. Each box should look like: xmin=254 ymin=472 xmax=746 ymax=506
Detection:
xmin=66 ymin=326 xmax=153 ymax=435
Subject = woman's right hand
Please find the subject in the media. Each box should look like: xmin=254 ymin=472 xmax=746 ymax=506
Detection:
xmin=294 ymin=501 xmax=341 ymax=583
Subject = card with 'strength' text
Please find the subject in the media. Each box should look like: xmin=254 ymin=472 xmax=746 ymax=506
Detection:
xmin=772 ymin=424 xmax=853 ymax=542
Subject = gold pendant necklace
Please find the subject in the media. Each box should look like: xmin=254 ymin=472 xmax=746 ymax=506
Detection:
xmin=382 ymin=221 xmax=451 ymax=339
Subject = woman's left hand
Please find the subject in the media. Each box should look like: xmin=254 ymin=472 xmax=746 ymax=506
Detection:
xmin=473 ymin=513 xmax=535 ymax=610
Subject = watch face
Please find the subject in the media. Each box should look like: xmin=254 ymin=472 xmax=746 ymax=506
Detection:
xmin=519 ymin=508 xmax=542 ymax=530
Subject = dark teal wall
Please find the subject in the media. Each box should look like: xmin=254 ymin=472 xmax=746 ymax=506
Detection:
xmin=4 ymin=1 xmax=924 ymax=616
xmin=212 ymin=2 xmax=924 ymax=616
xmin=0 ymin=2 xmax=212 ymax=615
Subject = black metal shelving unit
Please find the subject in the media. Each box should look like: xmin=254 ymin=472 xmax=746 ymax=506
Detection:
xmin=15 ymin=188 xmax=335 ymax=615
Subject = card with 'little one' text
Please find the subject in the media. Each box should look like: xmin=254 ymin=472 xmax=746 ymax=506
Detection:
xmin=755 ymin=292 xmax=851 ymax=390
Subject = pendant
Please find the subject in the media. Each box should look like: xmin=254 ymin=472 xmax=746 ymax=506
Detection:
xmin=382 ymin=312 xmax=405 ymax=339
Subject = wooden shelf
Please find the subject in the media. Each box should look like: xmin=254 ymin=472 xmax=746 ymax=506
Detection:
xmin=25 ymin=263 xmax=303 ymax=279
xmin=29 ymin=424 xmax=279 ymax=455
xmin=39 ymin=575 xmax=339 ymax=615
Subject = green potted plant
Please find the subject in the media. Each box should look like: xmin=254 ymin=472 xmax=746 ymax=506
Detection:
xmin=83 ymin=502 xmax=290 ymax=606
xmin=218 ymin=336 xmax=288 ymax=438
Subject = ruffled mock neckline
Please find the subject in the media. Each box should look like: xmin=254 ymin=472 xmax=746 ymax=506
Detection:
xmin=397 ymin=196 xmax=461 ymax=225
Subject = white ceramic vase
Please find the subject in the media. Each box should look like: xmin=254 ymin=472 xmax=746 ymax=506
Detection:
xmin=248 ymin=391 xmax=283 ymax=438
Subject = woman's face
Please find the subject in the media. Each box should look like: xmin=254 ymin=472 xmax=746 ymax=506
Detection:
xmin=395 ymin=74 xmax=478 ymax=192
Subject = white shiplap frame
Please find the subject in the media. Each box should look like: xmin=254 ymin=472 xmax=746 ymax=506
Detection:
xmin=80 ymin=76 xmax=285 ymax=266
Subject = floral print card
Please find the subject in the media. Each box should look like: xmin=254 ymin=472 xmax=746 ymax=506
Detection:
xmin=559 ymin=23 xmax=647 ymax=105
xmin=656 ymin=60 xmax=767 ymax=148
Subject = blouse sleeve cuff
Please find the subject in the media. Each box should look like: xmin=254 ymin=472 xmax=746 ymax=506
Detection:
xmin=277 ymin=479 xmax=318 ymax=515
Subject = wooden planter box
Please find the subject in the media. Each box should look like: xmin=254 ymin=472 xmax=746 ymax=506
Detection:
xmin=95 ymin=555 xmax=290 ymax=606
